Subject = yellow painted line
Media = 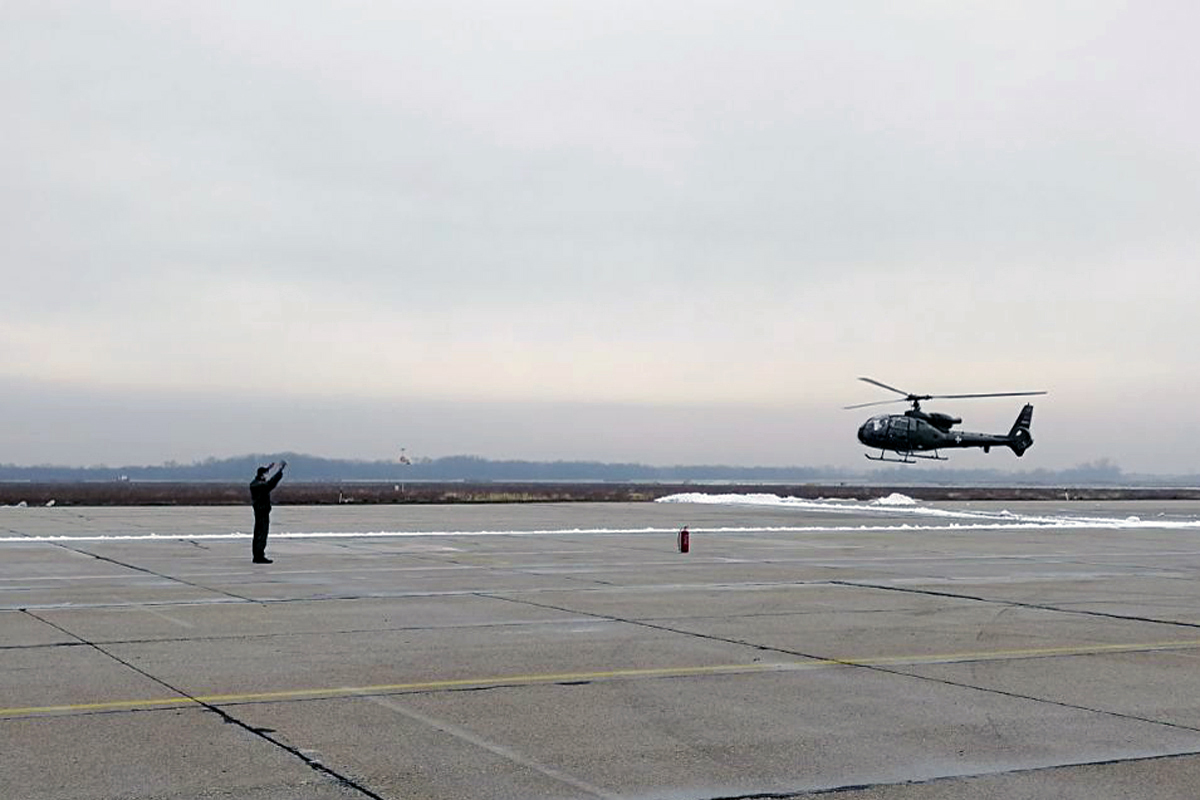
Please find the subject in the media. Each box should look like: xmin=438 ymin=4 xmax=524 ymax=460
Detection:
xmin=0 ymin=664 xmax=775 ymax=717
xmin=5 ymin=638 xmax=1200 ymax=718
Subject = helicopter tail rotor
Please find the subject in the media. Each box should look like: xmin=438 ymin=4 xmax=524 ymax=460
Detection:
xmin=1007 ymin=404 xmax=1035 ymax=456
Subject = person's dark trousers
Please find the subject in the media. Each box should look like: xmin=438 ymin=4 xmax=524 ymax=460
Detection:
xmin=252 ymin=508 xmax=270 ymax=559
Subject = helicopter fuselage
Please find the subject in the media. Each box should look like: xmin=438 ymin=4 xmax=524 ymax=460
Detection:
xmin=846 ymin=378 xmax=1043 ymax=463
xmin=857 ymin=406 xmax=1032 ymax=457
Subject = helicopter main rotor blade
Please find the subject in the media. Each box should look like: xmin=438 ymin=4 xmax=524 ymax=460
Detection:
xmin=929 ymin=391 xmax=1048 ymax=400
xmin=847 ymin=378 xmax=1047 ymax=410
xmin=857 ymin=377 xmax=912 ymax=397
xmin=844 ymin=398 xmax=908 ymax=410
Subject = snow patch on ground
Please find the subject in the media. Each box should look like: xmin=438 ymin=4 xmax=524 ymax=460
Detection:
xmin=870 ymin=493 xmax=918 ymax=506
xmin=656 ymin=492 xmax=1200 ymax=530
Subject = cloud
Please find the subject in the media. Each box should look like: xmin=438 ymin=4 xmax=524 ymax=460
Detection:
xmin=3 ymin=1 xmax=1199 ymax=469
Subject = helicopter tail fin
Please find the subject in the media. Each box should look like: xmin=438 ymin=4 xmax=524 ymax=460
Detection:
xmin=1007 ymin=404 xmax=1035 ymax=456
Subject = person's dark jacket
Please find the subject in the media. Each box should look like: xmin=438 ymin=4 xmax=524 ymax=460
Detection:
xmin=249 ymin=469 xmax=284 ymax=511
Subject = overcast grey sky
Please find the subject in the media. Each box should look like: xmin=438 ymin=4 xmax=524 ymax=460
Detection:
xmin=4 ymin=2 xmax=1199 ymax=472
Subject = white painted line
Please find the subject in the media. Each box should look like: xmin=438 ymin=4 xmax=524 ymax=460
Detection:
xmin=362 ymin=694 xmax=619 ymax=799
xmin=3 ymin=517 xmax=1199 ymax=544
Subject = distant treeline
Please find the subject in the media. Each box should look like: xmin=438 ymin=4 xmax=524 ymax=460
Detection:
xmin=0 ymin=454 xmax=1195 ymax=486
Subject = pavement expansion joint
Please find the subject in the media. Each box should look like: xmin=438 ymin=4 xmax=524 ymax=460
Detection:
xmin=485 ymin=592 xmax=1200 ymax=739
xmin=17 ymin=608 xmax=390 ymax=800
xmin=831 ymin=578 xmax=1200 ymax=630
xmin=738 ymin=747 xmax=1200 ymax=798
xmin=49 ymin=540 xmax=258 ymax=603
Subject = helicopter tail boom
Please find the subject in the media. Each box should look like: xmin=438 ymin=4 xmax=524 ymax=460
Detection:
xmin=1007 ymin=404 xmax=1035 ymax=456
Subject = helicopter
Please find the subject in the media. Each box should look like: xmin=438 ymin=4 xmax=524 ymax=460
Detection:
xmin=847 ymin=377 xmax=1047 ymax=463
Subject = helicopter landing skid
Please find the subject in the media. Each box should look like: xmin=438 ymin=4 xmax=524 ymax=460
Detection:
xmin=864 ymin=450 xmax=947 ymax=464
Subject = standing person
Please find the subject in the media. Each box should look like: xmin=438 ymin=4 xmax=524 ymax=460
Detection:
xmin=249 ymin=460 xmax=286 ymax=563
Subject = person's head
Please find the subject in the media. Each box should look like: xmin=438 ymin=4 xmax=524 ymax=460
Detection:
xmin=256 ymin=466 xmax=269 ymax=478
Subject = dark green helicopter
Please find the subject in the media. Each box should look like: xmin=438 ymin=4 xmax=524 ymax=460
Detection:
xmin=847 ymin=377 xmax=1047 ymax=463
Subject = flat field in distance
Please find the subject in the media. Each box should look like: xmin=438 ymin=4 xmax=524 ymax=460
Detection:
xmin=2 ymin=481 xmax=1199 ymax=506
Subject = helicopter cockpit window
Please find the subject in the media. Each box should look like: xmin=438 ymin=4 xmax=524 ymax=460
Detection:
xmin=869 ymin=416 xmax=887 ymax=432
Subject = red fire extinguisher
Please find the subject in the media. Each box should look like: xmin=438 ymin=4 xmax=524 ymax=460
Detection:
xmin=678 ymin=526 xmax=690 ymax=553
